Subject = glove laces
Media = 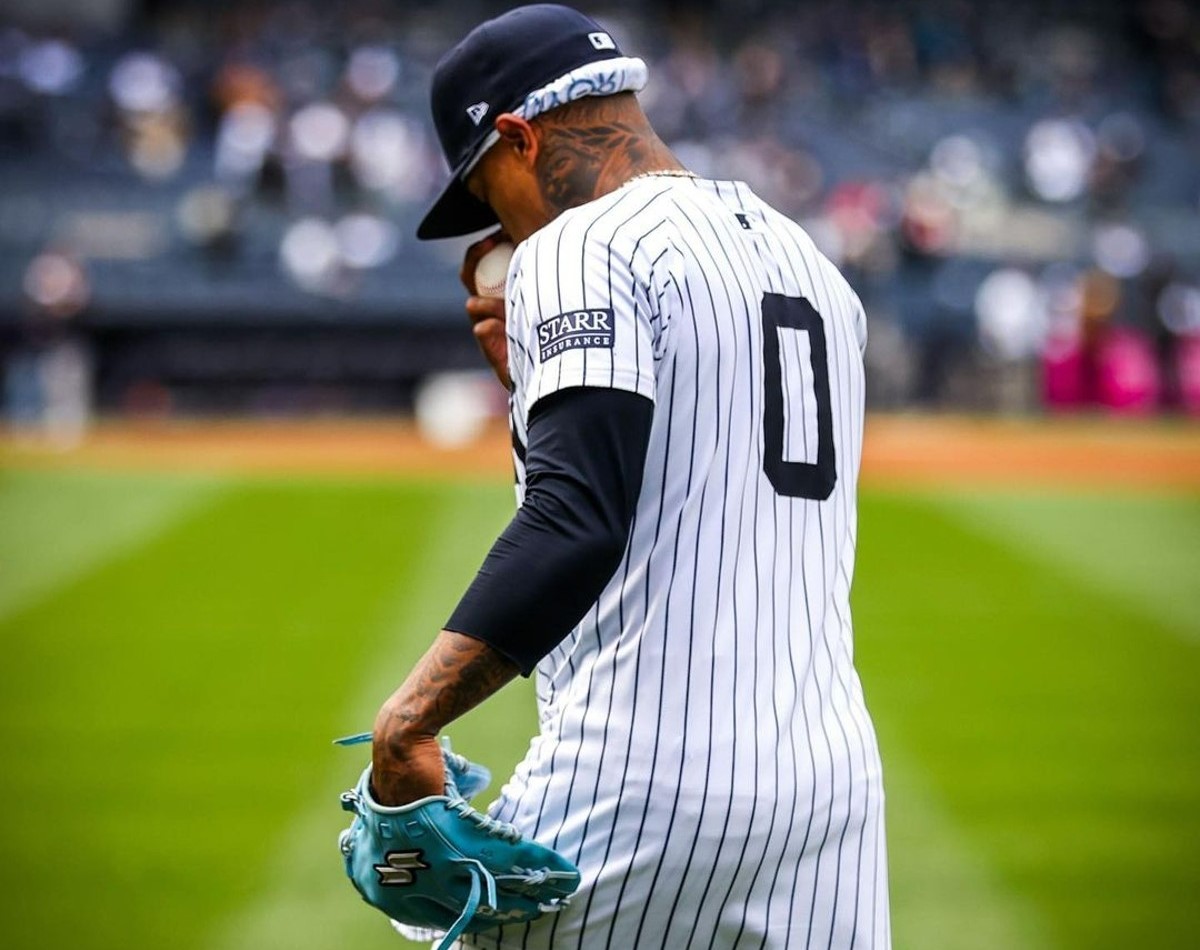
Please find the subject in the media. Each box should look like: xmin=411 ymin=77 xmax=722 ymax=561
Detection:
xmin=436 ymin=853 xmax=565 ymax=949
xmin=437 ymin=857 xmax=496 ymax=950
xmin=435 ymin=801 xmax=569 ymax=947
xmin=445 ymin=796 xmax=522 ymax=843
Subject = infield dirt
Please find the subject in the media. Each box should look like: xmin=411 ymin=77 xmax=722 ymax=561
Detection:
xmin=2 ymin=415 xmax=1197 ymax=490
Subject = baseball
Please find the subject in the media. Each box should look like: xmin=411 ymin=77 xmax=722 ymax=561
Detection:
xmin=473 ymin=241 xmax=514 ymax=298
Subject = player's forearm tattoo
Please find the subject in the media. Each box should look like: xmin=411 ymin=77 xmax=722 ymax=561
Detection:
xmin=378 ymin=631 xmax=518 ymax=753
xmin=534 ymin=95 xmax=680 ymax=214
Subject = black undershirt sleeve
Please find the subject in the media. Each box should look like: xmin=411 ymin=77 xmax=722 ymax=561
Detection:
xmin=445 ymin=387 xmax=655 ymax=675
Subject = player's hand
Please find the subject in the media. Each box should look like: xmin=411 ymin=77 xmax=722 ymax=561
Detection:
xmin=461 ymin=230 xmax=512 ymax=390
xmin=370 ymin=717 xmax=445 ymax=806
xmin=466 ymin=296 xmax=510 ymax=390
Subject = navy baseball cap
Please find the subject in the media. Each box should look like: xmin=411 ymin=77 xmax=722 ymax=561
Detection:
xmin=417 ymin=4 xmax=646 ymax=240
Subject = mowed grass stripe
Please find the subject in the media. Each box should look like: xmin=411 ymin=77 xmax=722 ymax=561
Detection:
xmin=854 ymin=491 xmax=1200 ymax=950
xmin=882 ymin=745 xmax=1054 ymax=950
xmin=0 ymin=475 xmax=510 ymax=950
xmin=208 ymin=484 xmax=528 ymax=950
xmin=937 ymin=490 xmax=1200 ymax=641
xmin=0 ymin=469 xmax=223 ymax=621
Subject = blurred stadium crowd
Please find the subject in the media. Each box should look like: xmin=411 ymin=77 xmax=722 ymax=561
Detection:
xmin=1 ymin=0 xmax=1198 ymax=431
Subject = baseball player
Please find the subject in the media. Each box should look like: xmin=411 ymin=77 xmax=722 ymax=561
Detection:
xmin=370 ymin=5 xmax=890 ymax=947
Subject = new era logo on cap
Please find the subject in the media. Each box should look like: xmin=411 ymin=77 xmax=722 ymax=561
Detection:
xmin=588 ymin=31 xmax=615 ymax=50
xmin=466 ymin=101 xmax=489 ymax=125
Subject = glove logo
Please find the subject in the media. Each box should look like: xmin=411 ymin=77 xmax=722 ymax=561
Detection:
xmin=374 ymin=849 xmax=429 ymax=886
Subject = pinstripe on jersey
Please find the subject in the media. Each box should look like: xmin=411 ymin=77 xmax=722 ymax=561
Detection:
xmin=462 ymin=176 xmax=889 ymax=950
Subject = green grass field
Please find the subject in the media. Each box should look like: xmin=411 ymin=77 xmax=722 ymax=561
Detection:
xmin=0 ymin=464 xmax=1196 ymax=949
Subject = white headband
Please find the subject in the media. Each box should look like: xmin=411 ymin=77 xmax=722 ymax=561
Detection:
xmin=460 ymin=55 xmax=649 ymax=179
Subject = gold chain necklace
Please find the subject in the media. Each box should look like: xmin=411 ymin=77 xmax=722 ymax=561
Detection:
xmin=624 ymin=169 xmax=698 ymax=186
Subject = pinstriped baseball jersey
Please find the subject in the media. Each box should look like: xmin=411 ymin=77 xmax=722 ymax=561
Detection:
xmin=467 ymin=175 xmax=889 ymax=949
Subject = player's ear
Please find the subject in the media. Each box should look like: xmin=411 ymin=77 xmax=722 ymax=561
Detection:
xmin=494 ymin=114 xmax=537 ymax=169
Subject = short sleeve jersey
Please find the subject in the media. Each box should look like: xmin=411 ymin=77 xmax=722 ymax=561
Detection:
xmin=489 ymin=176 xmax=887 ymax=949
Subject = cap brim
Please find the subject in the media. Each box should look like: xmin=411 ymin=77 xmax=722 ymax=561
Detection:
xmin=416 ymin=173 xmax=499 ymax=241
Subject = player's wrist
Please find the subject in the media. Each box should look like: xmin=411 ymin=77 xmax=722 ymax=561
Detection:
xmin=372 ymin=699 xmax=436 ymax=748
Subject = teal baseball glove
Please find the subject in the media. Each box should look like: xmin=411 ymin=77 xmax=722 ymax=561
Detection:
xmin=334 ymin=737 xmax=580 ymax=949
